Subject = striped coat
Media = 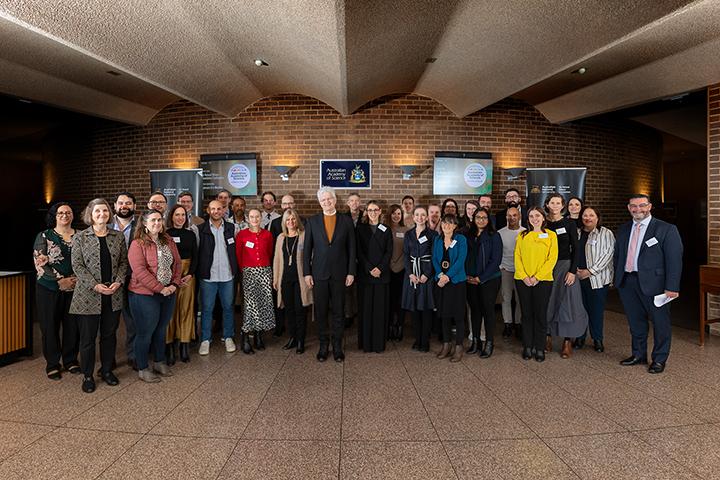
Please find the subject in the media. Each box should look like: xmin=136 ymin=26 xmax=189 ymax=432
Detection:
xmin=581 ymin=226 xmax=615 ymax=289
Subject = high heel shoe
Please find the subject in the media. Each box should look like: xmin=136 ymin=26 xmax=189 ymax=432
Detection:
xmin=480 ymin=340 xmax=493 ymax=358
xmin=545 ymin=336 xmax=553 ymax=353
xmin=165 ymin=342 xmax=176 ymax=366
xmin=561 ymin=339 xmax=572 ymax=359
xmin=466 ymin=339 xmax=478 ymax=355
xmin=296 ymin=339 xmax=305 ymax=354
xmin=437 ymin=343 xmax=451 ymax=359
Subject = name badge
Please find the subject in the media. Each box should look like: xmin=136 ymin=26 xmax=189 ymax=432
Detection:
xmin=378 ymin=224 xmax=387 ymax=232
xmin=395 ymin=232 xmax=405 ymax=239
xmin=645 ymin=237 xmax=658 ymax=247
xmin=450 ymin=239 xmax=457 ymax=248
xmin=227 ymin=237 xmax=235 ymax=245
xmin=538 ymin=233 xmax=549 ymax=239
xmin=245 ymin=241 xmax=255 ymax=248
xmin=556 ymin=227 xmax=567 ymax=235
xmin=172 ymin=237 xmax=180 ymax=243
xmin=418 ymin=236 xmax=428 ymax=244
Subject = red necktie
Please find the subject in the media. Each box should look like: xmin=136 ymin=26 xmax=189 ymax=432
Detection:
xmin=625 ymin=223 xmax=641 ymax=272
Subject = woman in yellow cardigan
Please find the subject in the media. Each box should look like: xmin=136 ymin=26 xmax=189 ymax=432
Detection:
xmin=514 ymin=207 xmax=558 ymax=362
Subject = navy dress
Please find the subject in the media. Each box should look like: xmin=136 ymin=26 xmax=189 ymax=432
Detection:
xmin=401 ymin=228 xmax=436 ymax=311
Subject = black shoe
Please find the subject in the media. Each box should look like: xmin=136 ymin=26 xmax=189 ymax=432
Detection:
xmin=179 ymin=342 xmax=190 ymax=363
xmin=65 ymin=364 xmax=81 ymax=375
xmin=47 ymin=369 xmax=62 ymax=381
xmin=296 ymin=340 xmax=305 ymax=354
xmin=480 ymin=341 xmax=494 ymax=358
xmin=283 ymin=338 xmax=297 ymax=350
xmin=166 ymin=344 xmax=176 ymax=366
xmin=317 ymin=345 xmax=328 ymax=362
xmin=534 ymin=351 xmax=545 ymax=362
xmin=573 ymin=337 xmax=585 ymax=350
xmin=100 ymin=371 xmax=119 ymax=386
xmin=593 ymin=340 xmax=604 ymax=353
xmin=82 ymin=377 xmax=96 ymax=393
xmin=466 ymin=339 xmax=478 ymax=355
xmin=522 ymin=347 xmax=532 ymax=360
xmin=502 ymin=324 xmax=512 ymax=338
xmin=333 ymin=349 xmax=345 ymax=363
xmin=648 ymin=362 xmax=666 ymax=374
xmin=255 ymin=332 xmax=266 ymax=350
xmin=620 ymin=355 xmax=647 ymax=366
xmin=242 ymin=333 xmax=255 ymax=355
xmin=411 ymin=341 xmax=419 ymax=350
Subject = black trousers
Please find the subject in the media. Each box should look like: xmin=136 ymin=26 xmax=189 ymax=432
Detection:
xmin=312 ymin=278 xmax=346 ymax=349
xmin=515 ymin=280 xmax=553 ymax=351
xmin=36 ymin=284 xmax=79 ymax=372
xmin=438 ymin=282 xmax=467 ymax=346
xmin=412 ymin=310 xmax=432 ymax=350
xmin=77 ymin=304 xmax=121 ymax=377
xmin=467 ymin=277 xmax=501 ymax=343
xmin=281 ymin=281 xmax=306 ymax=342
xmin=389 ymin=270 xmax=405 ymax=324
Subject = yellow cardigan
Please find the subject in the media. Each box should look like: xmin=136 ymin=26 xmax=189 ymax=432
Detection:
xmin=514 ymin=230 xmax=558 ymax=281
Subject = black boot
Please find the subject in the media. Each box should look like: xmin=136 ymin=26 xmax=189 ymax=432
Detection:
xmin=283 ymin=338 xmax=297 ymax=350
xmin=296 ymin=339 xmax=305 ymax=354
xmin=242 ymin=333 xmax=255 ymax=355
xmin=573 ymin=337 xmax=586 ymax=349
xmin=166 ymin=343 xmax=176 ymax=366
xmin=179 ymin=342 xmax=190 ymax=363
xmin=594 ymin=340 xmax=604 ymax=352
xmin=254 ymin=331 xmax=265 ymax=351
xmin=466 ymin=339 xmax=478 ymax=354
xmin=480 ymin=340 xmax=494 ymax=358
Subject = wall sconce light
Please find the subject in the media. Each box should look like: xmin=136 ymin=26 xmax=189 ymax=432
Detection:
xmin=400 ymin=165 xmax=417 ymax=180
xmin=504 ymin=167 xmax=526 ymax=181
xmin=274 ymin=165 xmax=296 ymax=181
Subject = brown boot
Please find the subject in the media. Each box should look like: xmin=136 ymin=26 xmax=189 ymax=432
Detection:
xmin=561 ymin=339 xmax=572 ymax=359
xmin=450 ymin=343 xmax=463 ymax=363
xmin=545 ymin=336 xmax=553 ymax=353
xmin=437 ymin=342 xmax=451 ymax=359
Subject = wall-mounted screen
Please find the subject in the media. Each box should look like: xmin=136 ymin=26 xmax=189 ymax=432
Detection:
xmin=200 ymin=153 xmax=258 ymax=197
xmin=433 ymin=151 xmax=493 ymax=195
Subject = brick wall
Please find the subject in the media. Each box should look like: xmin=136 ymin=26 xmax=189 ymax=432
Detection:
xmin=55 ymin=93 xmax=660 ymax=229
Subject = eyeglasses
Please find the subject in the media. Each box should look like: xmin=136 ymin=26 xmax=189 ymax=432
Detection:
xmin=367 ymin=208 xmax=381 ymax=213
xmin=476 ymin=217 xmax=489 ymax=221
xmin=148 ymin=200 xmax=167 ymax=205
xmin=628 ymin=203 xmax=650 ymax=209
xmin=56 ymin=212 xmax=72 ymax=216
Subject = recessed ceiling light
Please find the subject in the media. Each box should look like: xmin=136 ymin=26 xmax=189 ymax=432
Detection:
xmin=106 ymin=70 xmax=121 ymax=76
xmin=254 ymin=59 xmax=269 ymax=67
xmin=425 ymin=57 xmax=437 ymax=63
xmin=18 ymin=98 xmax=32 ymax=104
xmin=571 ymin=67 xmax=587 ymax=75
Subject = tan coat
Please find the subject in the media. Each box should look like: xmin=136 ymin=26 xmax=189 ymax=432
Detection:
xmin=273 ymin=232 xmax=313 ymax=307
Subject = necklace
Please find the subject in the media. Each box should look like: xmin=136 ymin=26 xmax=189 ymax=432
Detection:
xmin=285 ymin=235 xmax=298 ymax=266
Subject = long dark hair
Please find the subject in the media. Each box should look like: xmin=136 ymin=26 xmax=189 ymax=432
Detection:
xmin=134 ymin=209 xmax=168 ymax=245
xmin=520 ymin=206 xmax=547 ymax=237
xmin=166 ymin=204 xmax=188 ymax=229
xmin=466 ymin=207 xmax=495 ymax=237
xmin=46 ymin=202 xmax=72 ymax=228
xmin=441 ymin=198 xmax=458 ymax=217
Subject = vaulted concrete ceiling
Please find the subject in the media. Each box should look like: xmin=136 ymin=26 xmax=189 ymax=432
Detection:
xmin=0 ymin=0 xmax=718 ymax=125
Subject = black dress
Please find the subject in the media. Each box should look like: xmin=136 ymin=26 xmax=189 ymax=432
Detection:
xmin=356 ymin=223 xmax=392 ymax=352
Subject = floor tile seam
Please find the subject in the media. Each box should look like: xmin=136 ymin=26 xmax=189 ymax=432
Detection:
xmin=574 ymin=357 xmax=714 ymax=419
xmin=213 ymin=437 xmax=243 ymax=480
xmin=625 ymin=420 xmax=713 ymax=434
xmin=91 ymin=430 xmax=149 ymax=480
xmin=626 ymin=430 xmax=706 ymax=480
xmin=395 ymin=349 xmax=460 ymax=480
xmin=55 ymin=375 xmax=142 ymax=429
xmin=0 ymin=424 xmax=61 ymax=468
xmin=237 ymin=353 xmax=292 ymax=440
xmin=537 ymin=436 xmax=587 ymax=480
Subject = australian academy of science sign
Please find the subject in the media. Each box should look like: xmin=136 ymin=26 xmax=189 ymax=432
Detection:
xmin=320 ymin=160 xmax=371 ymax=189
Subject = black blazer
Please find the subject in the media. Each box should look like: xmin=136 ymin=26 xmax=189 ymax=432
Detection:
xmin=303 ymin=213 xmax=357 ymax=281
xmin=495 ymin=206 xmax=529 ymax=230
xmin=196 ymin=220 xmax=239 ymax=280
xmin=356 ymin=223 xmax=393 ymax=284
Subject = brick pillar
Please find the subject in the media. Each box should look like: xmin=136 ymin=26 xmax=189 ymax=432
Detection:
xmin=708 ymin=84 xmax=720 ymax=334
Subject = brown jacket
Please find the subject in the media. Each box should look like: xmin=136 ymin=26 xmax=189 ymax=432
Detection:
xmin=70 ymin=228 xmax=128 ymax=315
xmin=273 ymin=232 xmax=313 ymax=307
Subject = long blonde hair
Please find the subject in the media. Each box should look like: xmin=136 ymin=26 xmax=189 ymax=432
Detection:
xmin=281 ymin=208 xmax=304 ymax=236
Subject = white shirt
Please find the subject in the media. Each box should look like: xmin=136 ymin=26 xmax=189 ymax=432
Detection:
xmin=498 ymin=226 xmax=525 ymax=272
xmin=626 ymin=214 xmax=652 ymax=272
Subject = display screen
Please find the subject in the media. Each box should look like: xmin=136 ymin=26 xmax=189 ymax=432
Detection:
xmin=200 ymin=153 xmax=258 ymax=197
xmin=433 ymin=152 xmax=493 ymax=195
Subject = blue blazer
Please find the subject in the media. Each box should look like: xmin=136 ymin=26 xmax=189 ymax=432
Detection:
xmin=464 ymin=230 xmax=503 ymax=283
xmin=613 ymin=217 xmax=683 ymax=296
xmin=432 ymin=234 xmax=467 ymax=284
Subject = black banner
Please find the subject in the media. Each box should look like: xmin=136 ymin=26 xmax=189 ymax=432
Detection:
xmin=149 ymin=168 xmax=203 ymax=216
xmin=525 ymin=168 xmax=587 ymax=209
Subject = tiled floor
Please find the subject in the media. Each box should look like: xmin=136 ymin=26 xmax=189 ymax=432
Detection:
xmin=1 ymin=310 xmax=720 ymax=479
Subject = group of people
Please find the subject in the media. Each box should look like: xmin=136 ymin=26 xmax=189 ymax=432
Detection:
xmin=32 ymin=184 xmax=683 ymax=394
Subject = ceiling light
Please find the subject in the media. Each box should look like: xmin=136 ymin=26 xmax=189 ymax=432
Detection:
xmin=571 ymin=67 xmax=587 ymax=75
xmin=254 ymin=59 xmax=268 ymax=67
xmin=18 ymin=98 xmax=32 ymax=104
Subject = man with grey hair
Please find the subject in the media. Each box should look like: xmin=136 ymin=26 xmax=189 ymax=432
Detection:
xmin=303 ymin=187 xmax=356 ymax=362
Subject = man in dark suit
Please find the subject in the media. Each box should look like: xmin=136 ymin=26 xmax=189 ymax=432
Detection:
xmin=614 ymin=194 xmax=683 ymax=374
xmin=304 ymin=187 xmax=357 ymax=362
xmin=495 ymin=188 xmax=528 ymax=230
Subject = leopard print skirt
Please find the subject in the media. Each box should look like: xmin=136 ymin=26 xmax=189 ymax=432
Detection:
xmin=241 ymin=266 xmax=276 ymax=333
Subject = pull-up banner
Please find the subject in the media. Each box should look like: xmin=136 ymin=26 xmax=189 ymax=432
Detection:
xmin=525 ymin=167 xmax=587 ymax=209
xmin=149 ymin=168 xmax=203 ymax=216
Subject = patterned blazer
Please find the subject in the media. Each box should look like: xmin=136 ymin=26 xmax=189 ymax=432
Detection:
xmin=69 ymin=228 xmax=128 ymax=315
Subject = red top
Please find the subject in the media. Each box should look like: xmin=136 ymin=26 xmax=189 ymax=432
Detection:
xmin=128 ymin=235 xmax=183 ymax=295
xmin=235 ymin=228 xmax=274 ymax=268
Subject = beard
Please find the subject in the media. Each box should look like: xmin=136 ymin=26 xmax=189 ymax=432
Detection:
xmin=116 ymin=208 xmax=135 ymax=219
xmin=505 ymin=201 xmax=519 ymax=208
